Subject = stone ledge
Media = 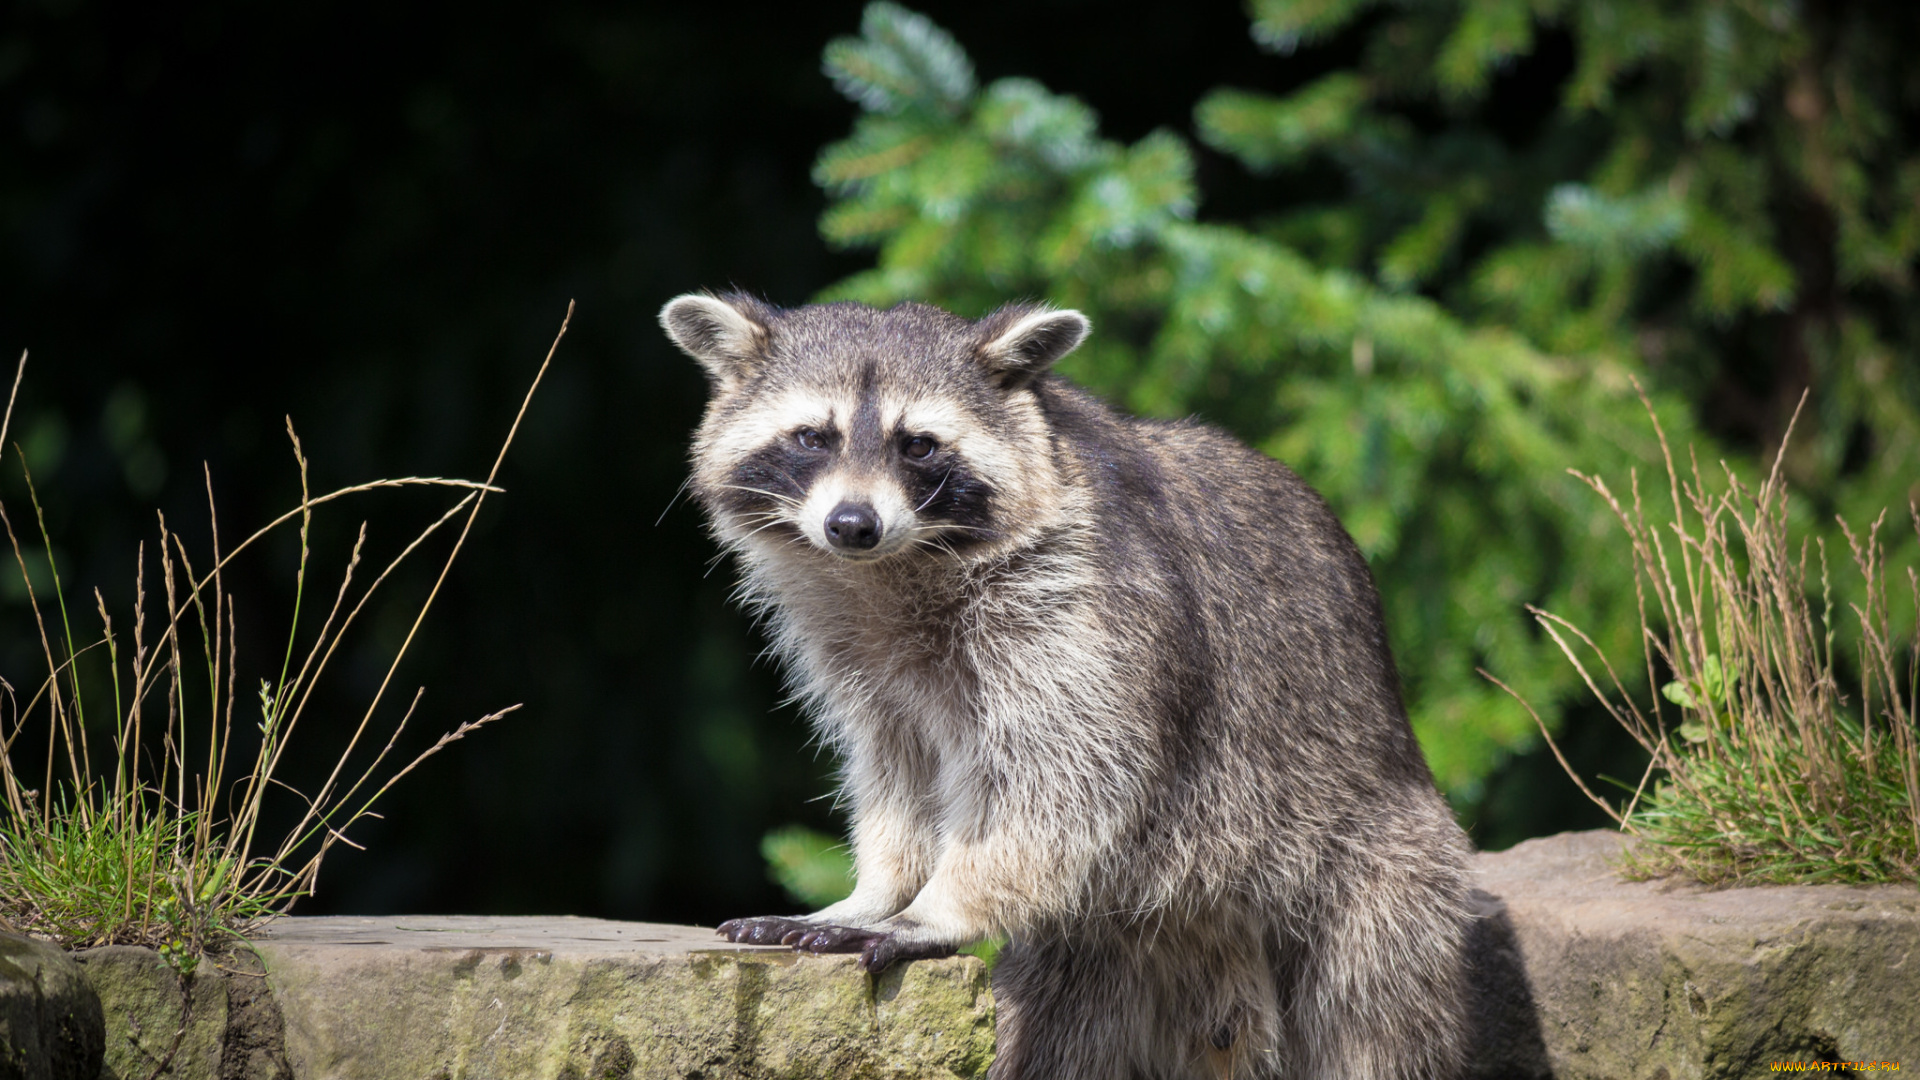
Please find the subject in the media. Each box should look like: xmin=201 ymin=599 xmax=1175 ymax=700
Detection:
xmin=1469 ymin=830 xmax=1920 ymax=1079
xmin=0 ymin=931 xmax=101 ymax=1080
xmin=9 ymin=831 xmax=1918 ymax=1079
xmin=250 ymin=917 xmax=992 ymax=1080
xmin=72 ymin=943 xmax=281 ymax=1080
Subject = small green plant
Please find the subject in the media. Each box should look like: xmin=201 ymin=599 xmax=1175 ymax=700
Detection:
xmin=0 ymin=305 xmax=568 ymax=953
xmin=761 ymin=824 xmax=854 ymax=910
xmin=1490 ymin=389 xmax=1920 ymax=885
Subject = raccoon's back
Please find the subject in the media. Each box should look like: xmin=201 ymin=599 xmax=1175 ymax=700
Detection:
xmin=1032 ymin=378 xmax=1436 ymax=809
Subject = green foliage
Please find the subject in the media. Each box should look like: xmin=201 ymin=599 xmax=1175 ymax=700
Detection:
xmin=802 ymin=1 xmax=1920 ymax=805
xmin=760 ymin=824 xmax=853 ymax=909
xmin=810 ymin=3 xmax=1721 ymax=798
xmin=822 ymin=3 xmax=975 ymax=119
xmin=1250 ymin=0 xmax=1918 ymax=526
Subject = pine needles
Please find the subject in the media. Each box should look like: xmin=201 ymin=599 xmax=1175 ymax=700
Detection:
xmin=0 ymin=304 xmax=568 ymax=954
xmin=1490 ymin=388 xmax=1920 ymax=885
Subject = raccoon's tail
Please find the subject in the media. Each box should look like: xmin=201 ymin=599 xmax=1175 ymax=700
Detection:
xmin=1277 ymin=845 xmax=1473 ymax=1080
xmin=987 ymin=912 xmax=1286 ymax=1080
xmin=986 ymin=868 xmax=1470 ymax=1080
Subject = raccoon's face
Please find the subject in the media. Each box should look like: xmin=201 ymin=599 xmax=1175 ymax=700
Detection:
xmin=660 ymin=294 xmax=1090 ymax=564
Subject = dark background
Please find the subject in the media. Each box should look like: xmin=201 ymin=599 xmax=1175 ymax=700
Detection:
xmin=0 ymin=0 xmax=1622 ymax=925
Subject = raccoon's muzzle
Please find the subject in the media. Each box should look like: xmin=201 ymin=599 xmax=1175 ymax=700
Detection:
xmin=824 ymin=501 xmax=882 ymax=551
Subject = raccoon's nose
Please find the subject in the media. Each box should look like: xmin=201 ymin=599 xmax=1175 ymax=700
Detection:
xmin=824 ymin=502 xmax=882 ymax=551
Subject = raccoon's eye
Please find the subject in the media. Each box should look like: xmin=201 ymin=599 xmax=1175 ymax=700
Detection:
xmin=902 ymin=435 xmax=937 ymax=460
xmin=795 ymin=428 xmax=829 ymax=451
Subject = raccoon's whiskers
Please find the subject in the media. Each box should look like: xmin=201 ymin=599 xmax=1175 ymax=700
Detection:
xmin=654 ymin=476 xmax=694 ymax=527
xmin=914 ymin=467 xmax=955 ymax=513
xmin=912 ymin=532 xmax=958 ymax=554
xmin=737 ymin=512 xmax=799 ymax=542
xmin=910 ymin=523 xmax=991 ymax=560
xmin=718 ymin=482 xmax=803 ymax=507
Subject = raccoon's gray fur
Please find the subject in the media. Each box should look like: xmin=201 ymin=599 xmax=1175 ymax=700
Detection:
xmin=660 ymin=292 xmax=1473 ymax=1080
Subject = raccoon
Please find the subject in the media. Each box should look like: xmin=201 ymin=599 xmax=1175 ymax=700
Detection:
xmin=660 ymin=292 xmax=1473 ymax=1080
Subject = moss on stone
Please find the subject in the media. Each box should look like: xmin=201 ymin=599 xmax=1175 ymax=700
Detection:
xmin=0 ymin=931 xmax=104 ymax=1080
xmin=74 ymin=946 xmax=227 ymax=1080
xmin=249 ymin=927 xmax=992 ymax=1079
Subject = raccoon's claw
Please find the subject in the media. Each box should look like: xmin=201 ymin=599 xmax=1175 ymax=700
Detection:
xmin=726 ymin=919 xmax=958 ymax=972
xmin=784 ymin=923 xmax=957 ymax=972
xmin=857 ymin=934 xmax=957 ymax=974
xmin=788 ymin=923 xmax=882 ymax=954
xmin=717 ymin=916 xmax=815 ymax=946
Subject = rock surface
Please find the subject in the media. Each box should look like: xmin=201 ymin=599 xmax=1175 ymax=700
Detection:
xmin=1469 ymin=830 xmax=1920 ymax=1079
xmin=72 ymin=946 xmax=229 ymax=1080
xmin=42 ymin=830 xmax=1920 ymax=1079
xmin=246 ymin=916 xmax=993 ymax=1080
xmin=0 ymin=931 xmax=102 ymax=1080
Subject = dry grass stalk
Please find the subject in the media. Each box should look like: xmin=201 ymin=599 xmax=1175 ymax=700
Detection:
xmin=1487 ymin=384 xmax=1919 ymax=885
xmin=0 ymin=302 xmax=569 ymax=953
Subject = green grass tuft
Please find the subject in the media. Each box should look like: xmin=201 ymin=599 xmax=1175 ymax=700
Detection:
xmin=1490 ymin=386 xmax=1919 ymax=885
xmin=0 ymin=310 xmax=566 ymax=953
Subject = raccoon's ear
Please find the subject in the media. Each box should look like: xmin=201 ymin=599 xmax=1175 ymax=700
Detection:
xmin=659 ymin=292 xmax=775 ymax=387
xmin=975 ymin=306 xmax=1091 ymax=389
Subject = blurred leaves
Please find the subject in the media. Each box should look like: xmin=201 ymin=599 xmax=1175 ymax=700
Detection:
xmin=1195 ymin=75 xmax=1369 ymax=172
xmin=823 ymin=2 xmax=975 ymax=119
xmin=761 ymin=824 xmax=853 ymax=909
xmin=1247 ymin=0 xmax=1381 ymax=55
xmin=1543 ymin=184 xmax=1688 ymax=262
xmin=811 ymin=1 xmax=1920 ymax=802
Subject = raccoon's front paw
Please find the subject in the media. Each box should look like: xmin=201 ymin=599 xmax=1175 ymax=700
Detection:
xmin=858 ymin=932 xmax=958 ymax=973
xmin=790 ymin=922 xmax=957 ymax=973
xmin=716 ymin=916 xmax=816 ymax=946
xmin=786 ymin=923 xmax=880 ymax=954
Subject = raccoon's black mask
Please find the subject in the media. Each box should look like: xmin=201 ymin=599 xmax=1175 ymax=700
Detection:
xmin=663 ymin=292 xmax=1089 ymax=563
